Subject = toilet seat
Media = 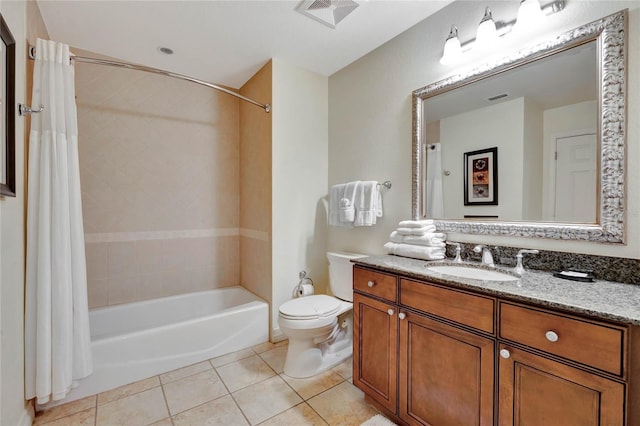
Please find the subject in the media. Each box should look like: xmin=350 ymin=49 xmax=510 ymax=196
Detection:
xmin=279 ymin=295 xmax=342 ymax=320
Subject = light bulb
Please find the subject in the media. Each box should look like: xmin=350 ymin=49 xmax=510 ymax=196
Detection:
xmin=513 ymin=0 xmax=545 ymax=34
xmin=440 ymin=25 xmax=463 ymax=65
xmin=475 ymin=7 xmax=499 ymax=52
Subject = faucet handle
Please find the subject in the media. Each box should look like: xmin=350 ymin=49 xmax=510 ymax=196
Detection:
xmin=517 ymin=249 xmax=539 ymax=256
xmin=515 ymin=249 xmax=539 ymax=275
xmin=446 ymin=242 xmax=462 ymax=263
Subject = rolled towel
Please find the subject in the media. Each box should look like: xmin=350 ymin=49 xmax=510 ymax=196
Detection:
xmin=339 ymin=198 xmax=355 ymax=222
xmin=384 ymin=242 xmax=445 ymax=261
xmin=398 ymin=219 xmax=435 ymax=228
xmin=396 ymin=225 xmax=437 ymax=236
xmin=389 ymin=231 xmax=446 ymax=247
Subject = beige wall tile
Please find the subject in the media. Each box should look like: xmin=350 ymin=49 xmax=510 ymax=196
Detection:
xmin=85 ymin=243 xmax=108 ymax=280
xmin=77 ymin=59 xmax=241 ymax=306
xmin=107 ymin=275 xmax=140 ymax=306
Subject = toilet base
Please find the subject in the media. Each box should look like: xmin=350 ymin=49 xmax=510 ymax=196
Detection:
xmin=282 ymin=312 xmax=353 ymax=378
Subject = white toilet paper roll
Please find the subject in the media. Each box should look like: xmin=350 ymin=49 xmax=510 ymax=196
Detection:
xmin=297 ymin=283 xmax=314 ymax=297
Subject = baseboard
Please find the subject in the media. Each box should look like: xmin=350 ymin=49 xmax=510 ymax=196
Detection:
xmin=17 ymin=404 xmax=34 ymax=426
xmin=271 ymin=327 xmax=286 ymax=343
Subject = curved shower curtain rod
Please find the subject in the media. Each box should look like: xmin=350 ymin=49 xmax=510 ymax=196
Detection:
xmin=28 ymin=46 xmax=271 ymax=113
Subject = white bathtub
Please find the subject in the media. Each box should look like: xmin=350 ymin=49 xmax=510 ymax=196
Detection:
xmin=45 ymin=286 xmax=269 ymax=406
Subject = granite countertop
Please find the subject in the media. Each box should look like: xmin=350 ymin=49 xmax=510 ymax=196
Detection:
xmin=353 ymin=255 xmax=640 ymax=326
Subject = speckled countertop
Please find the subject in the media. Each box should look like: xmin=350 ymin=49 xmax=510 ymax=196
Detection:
xmin=352 ymin=255 xmax=640 ymax=326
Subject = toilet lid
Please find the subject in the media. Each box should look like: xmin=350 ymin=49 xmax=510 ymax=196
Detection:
xmin=279 ymin=295 xmax=341 ymax=319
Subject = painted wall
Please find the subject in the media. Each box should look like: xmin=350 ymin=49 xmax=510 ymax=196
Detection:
xmin=542 ymin=100 xmax=597 ymax=219
xmin=271 ymin=59 xmax=328 ymax=340
xmin=75 ymin=54 xmax=241 ymax=308
xmin=239 ymin=61 xmax=273 ymax=321
xmin=522 ymin=98 xmax=544 ymax=221
xmin=440 ymin=97 xmax=525 ymax=220
xmin=328 ymin=1 xmax=640 ymax=258
xmin=0 ymin=1 xmax=47 ymax=424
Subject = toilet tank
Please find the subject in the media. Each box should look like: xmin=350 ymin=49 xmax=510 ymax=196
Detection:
xmin=327 ymin=251 xmax=367 ymax=302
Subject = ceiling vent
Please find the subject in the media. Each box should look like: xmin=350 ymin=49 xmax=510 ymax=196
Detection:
xmin=296 ymin=0 xmax=360 ymax=29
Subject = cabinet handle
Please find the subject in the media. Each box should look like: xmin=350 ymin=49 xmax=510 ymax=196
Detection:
xmin=387 ymin=309 xmax=395 ymax=316
xmin=500 ymin=349 xmax=511 ymax=359
xmin=398 ymin=312 xmax=406 ymax=320
xmin=545 ymin=330 xmax=559 ymax=342
xmin=367 ymin=281 xmax=375 ymax=287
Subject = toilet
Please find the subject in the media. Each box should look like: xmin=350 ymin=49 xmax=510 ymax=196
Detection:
xmin=278 ymin=251 xmax=366 ymax=378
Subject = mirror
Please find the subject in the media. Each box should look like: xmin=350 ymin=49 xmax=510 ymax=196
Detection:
xmin=412 ymin=10 xmax=627 ymax=243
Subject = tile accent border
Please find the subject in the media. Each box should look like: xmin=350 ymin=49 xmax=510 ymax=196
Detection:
xmin=85 ymin=228 xmax=270 ymax=243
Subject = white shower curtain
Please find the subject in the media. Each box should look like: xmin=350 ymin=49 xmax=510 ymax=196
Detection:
xmin=426 ymin=143 xmax=445 ymax=218
xmin=25 ymin=39 xmax=93 ymax=404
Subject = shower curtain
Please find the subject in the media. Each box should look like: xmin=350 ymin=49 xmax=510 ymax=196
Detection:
xmin=25 ymin=39 xmax=93 ymax=404
xmin=426 ymin=143 xmax=444 ymax=218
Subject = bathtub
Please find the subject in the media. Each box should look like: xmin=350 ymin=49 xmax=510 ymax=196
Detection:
xmin=45 ymin=286 xmax=269 ymax=406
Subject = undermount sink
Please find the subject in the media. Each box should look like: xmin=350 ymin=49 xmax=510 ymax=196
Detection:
xmin=427 ymin=264 xmax=520 ymax=282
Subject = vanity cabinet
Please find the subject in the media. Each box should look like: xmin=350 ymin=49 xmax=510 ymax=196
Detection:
xmin=353 ymin=264 xmax=637 ymax=426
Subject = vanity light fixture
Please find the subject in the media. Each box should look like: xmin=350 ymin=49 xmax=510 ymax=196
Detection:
xmin=475 ymin=7 xmax=500 ymax=52
xmin=440 ymin=0 xmax=565 ymax=65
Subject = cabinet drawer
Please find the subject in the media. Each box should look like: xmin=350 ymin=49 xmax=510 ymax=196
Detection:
xmin=400 ymin=279 xmax=495 ymax=334
xmin=354 ymin=267 xmax=397 ymax=302
xmin=499 ymin=303 xmax=625 ymax=376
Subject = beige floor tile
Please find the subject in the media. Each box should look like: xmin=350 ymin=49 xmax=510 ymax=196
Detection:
xmin=159 ymin=360 xmax=212 ymax=384
xmin=252 ymin=340 xmax=288 ymax=354
xmin=258 ymin=346 xmax=288 ymax=374
xmin=258 ymin=403 xmax=328 ymax=426
xmin=98 ymin=376 xmax=160 ymax=405
xmin=281 ymin=370 xmax=345 ymax=400
xmin=307 ymin=381 xmax=378 ymax=425
xmin=211 ymin=348 xmax=256 ymax=368
xmin=233 ymin=376 xmax=303 ymax=425
xmin=37 ymin=408 xmax=96 ymax=426
xmin=96 ymin=387 xmax=168 ymax=425
xmin=163 ymin=369 xmax=229 ymax=415
xmin=331 ymin=357 xmax=353 ymax=380
xmin=172 ymin=394 xmax=249 ymax=426
xmin=280 ymin=370 xmax=345 ymax=400
xmin=216 ymin=355 xmax=276 ymax=392
xmin=149 ymin=419 xmax=173 ymax=426
xmin=34 ymin=396 xmax=96 ymax=425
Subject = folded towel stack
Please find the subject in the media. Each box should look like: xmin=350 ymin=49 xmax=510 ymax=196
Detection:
xmin=384 ymin=219 xmax=446 ymax=261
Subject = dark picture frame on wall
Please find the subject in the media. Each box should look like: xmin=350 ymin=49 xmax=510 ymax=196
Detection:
xmin=0 ymin=13 xmax=15 ymax=197
xmin=463 ymin=147 xmax=498 ymax=206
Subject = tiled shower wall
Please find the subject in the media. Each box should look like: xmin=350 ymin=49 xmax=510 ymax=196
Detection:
xmin=75 ymin=52 xmax=241 ymax=308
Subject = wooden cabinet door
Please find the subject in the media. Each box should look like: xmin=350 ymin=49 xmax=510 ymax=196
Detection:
xmin=399 ymin=310 xmax=495 ymax=426
xmin=353 ymin=293 xmax=398 ymax=414
xmin=498 ymin=344 xmax=625 ymax=426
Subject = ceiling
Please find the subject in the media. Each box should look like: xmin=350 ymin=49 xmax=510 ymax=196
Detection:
xmin=37 ymin=0 xmax=453 ymax=89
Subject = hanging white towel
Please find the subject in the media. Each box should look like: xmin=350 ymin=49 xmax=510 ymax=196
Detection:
xmin=384 ymin=242 xmax=446 ymax=261
xmin=354 ymin=181 xmax=382 ymax=226
xmin=329 ymin=181 xmax=360 ymax=227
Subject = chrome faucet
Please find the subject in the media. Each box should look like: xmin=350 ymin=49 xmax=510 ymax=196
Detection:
xmin=514 ymin=249 xmax=539 ymax=275
xmin=473 ymin=245 xmax=494 ymax=267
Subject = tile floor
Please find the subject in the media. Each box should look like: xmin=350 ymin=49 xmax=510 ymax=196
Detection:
xmin=34 ymin=341 xmax=382 ymax=426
